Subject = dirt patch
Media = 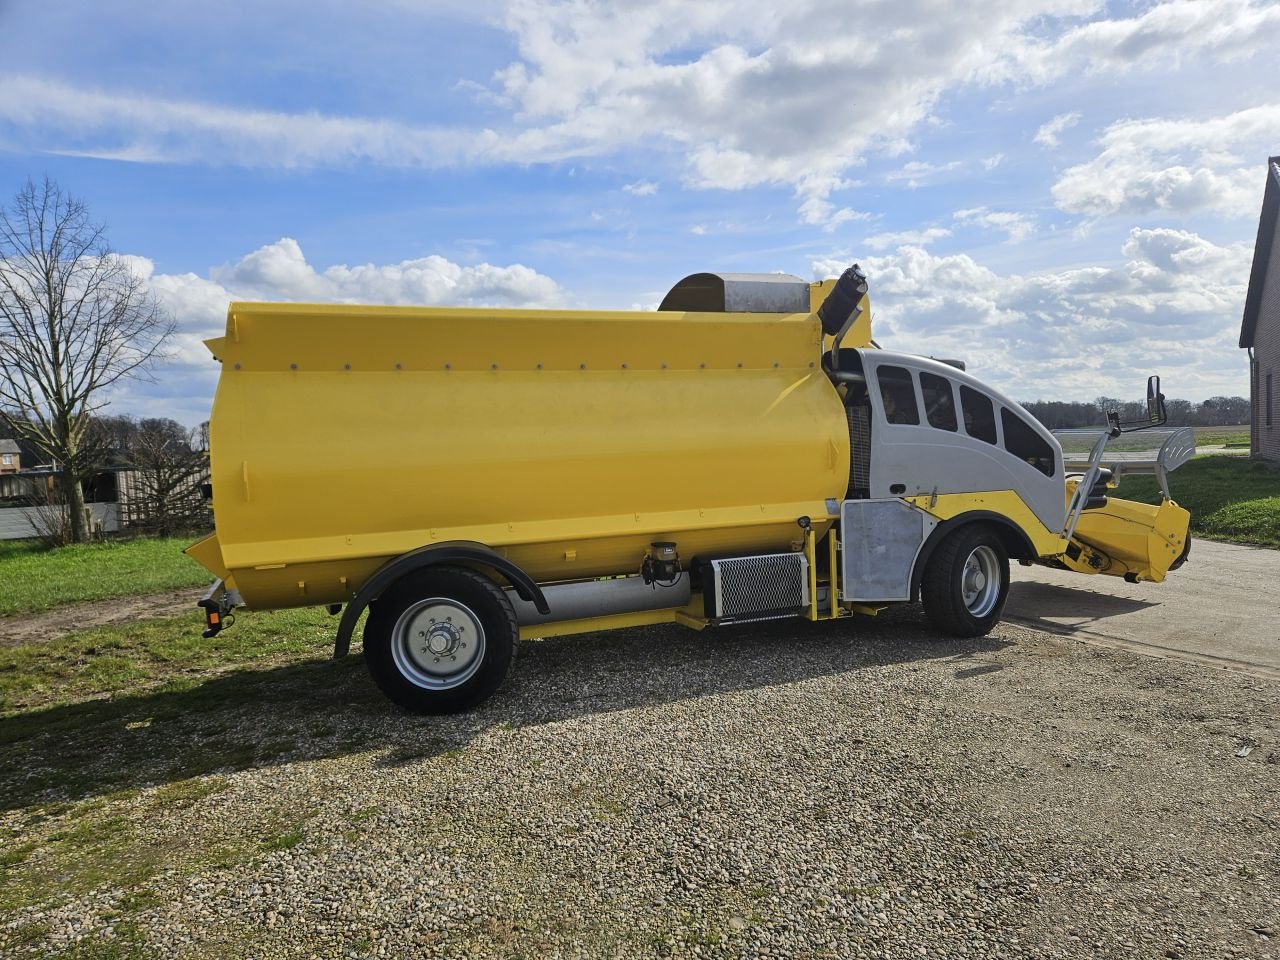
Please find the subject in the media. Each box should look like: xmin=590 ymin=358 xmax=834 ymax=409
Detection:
xmin=0 ymin=588 xmax=203 ymax=646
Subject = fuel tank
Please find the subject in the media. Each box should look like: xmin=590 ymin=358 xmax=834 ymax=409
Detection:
xmin=188 ymin=298 xmax=852 ymax=610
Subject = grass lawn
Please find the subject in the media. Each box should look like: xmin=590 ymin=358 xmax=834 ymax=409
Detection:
xmin=1115 ymin=456 xmax=1280 ymax=549
xmin=0 ymin=536 xmax=212 ymax=617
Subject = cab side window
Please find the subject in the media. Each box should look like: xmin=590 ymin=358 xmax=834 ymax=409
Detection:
xmin=877 ymin=366 xmax=920 ymax=425
xmin=959 ymin=385 xmax=997 ymax=444
xmin=1001 ymin=408 xmax=1056 ymax=477
xmin=919 ymin=372 xmax=957 ymax=431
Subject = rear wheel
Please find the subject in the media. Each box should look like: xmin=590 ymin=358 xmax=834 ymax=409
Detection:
xmin=363 ymin=566 xmax=518 ymax=714
xmin=921 ymin=526 xmax=1010 ymax=637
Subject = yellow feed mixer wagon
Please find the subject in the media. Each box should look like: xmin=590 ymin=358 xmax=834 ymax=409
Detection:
xmin=187 ymin=266 xmax=1192 ymax=713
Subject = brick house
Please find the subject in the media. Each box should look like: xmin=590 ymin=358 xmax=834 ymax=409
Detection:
xmin=0 ymin=439 xmax=19 ymax=474
xmin=1241 ymin=156 xmax=1280 ymax=461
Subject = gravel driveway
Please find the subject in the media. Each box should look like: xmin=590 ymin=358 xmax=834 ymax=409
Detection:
xmin=2 ymin=608 xmax=1277 ymax=959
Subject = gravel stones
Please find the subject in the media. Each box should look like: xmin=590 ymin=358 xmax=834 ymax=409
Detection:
xmin=3 ymin=609 xmax=1278 ymax=958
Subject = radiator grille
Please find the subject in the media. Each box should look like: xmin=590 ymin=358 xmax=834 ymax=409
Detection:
xmin=709 ymin=553 xmax=809 ymax=621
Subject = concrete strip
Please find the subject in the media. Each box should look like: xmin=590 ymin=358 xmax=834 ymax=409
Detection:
xmin=1006 ymin=537 xmax=1280 ymax=679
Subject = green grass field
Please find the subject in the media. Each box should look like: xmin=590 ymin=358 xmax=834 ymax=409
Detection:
xmin=1115 ymin=455 xmax=1280 ymax=549
xmin=1054 ymin=423 xmax=1250 ymax=455
xmin=0 ymin=537 xmax=212 ymax=617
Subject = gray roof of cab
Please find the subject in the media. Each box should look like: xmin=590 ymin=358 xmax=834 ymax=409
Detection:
xmin=1240 ymin=156 xmax=1280 ymax=349
xmin=0 ymin=439 xmax=19 ymax=454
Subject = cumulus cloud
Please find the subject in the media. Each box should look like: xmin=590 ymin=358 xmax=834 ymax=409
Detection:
xmin=1051 ymin=104 xmax=1279 ymax=218
xmin=864 ymin=227 xmax=952 ymax=251
xmin=210 ymin=238 xmax=564 ymax=308
xmin=101 ymin=240 xmax=564 ymax=425
xmin=814 ymin=227 xmax=1251 ymax=400
xmin=1033 ymin=112 xmax=1080 ymax=148
xmin=622 ymin=179 xmax=658 ymax=196
xmin=952 ymin=207 xmax=1036 ymax=243
xmin=2 ymin=1 xmax=1275 ymax=231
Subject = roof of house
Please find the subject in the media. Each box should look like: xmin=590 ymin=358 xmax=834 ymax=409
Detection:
xmin=1241 ymin=156 xmax=1280 ymax=349
xmin=0 ymin=439 xmax=19 ymax=454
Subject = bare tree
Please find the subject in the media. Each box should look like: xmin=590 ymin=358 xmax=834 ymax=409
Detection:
xmin=120 ymin=417 xmax=211 ymax=535
xmin=0 ymin=178 xmax=174 ymax=543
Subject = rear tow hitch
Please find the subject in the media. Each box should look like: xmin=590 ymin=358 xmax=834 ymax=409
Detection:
xmin=197 ymin=579 xmax=242 ymax=639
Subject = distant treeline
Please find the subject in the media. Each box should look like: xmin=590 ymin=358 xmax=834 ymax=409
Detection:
xmin=1019 ymin=396 xmax=1249 ymax=430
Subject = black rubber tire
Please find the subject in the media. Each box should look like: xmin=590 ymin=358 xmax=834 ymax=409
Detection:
xmin=363 ymin=566 xmax=518 ymax=714
xmin=920 ymin=525 xmax=1010 ymax=637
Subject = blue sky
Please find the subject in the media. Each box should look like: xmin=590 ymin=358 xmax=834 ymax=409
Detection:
xmin=1 ymin=0 xmax=1276 ymax=427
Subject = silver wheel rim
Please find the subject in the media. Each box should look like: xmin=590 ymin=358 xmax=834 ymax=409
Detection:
xmin=391 ymin=598 xmax=486 ymax=691
xmin=961 ymin=545 xmax=1002 ymax=618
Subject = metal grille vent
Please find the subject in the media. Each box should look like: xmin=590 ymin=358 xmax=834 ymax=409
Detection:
xmin=709 ymin=553 xmax=809 ymax=621
xmin=847 ymin=404 xmax=871 ymax=497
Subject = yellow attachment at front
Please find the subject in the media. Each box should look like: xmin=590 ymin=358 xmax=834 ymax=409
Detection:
xmin=193 ymin=301 xmax=850 ymax=610
xmin=1060 ymin=495 xmax=1190 ymax=583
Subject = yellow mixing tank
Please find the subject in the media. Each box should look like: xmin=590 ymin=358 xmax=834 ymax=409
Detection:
xmin=188 ymin=300 xmax=852 ymax=610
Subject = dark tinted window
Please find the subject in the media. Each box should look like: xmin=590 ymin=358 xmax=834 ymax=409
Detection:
xmin=877 ymin=366 xmax=920 ymax=425
xmin=920 ymin=372 xmax=957 ymax=431
xmin=959 ymin=386 xmax=997 ymax=444
xmin=1001 ymin=408 xmax=1056 ymax=477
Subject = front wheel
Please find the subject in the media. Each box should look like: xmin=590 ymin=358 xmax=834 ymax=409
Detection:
xmin=921 ymin=526 xmax=1010 ymax=637
xmin=363 ymin=566 xmax=518 ymax=714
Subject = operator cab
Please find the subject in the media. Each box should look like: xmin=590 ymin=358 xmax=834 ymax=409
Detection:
xmin=824 ymin=349 xmax=1065 ymax=534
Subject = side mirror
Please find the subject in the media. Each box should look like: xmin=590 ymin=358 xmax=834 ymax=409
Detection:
xmin=1146 ymin=375 xmax=1164 ymax=424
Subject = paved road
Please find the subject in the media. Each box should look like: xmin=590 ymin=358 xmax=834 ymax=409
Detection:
xmin=1006 ymin=537 xmax=1280 ymax=679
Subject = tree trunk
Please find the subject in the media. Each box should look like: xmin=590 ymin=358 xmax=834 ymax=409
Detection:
xmin=64 ymin=469 xmax=88 ymax=543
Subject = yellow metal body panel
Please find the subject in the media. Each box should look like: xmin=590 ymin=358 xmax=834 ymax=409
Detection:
xmin=1063 ymin=495 xmax=1190 ymax=583
xmin=904 ymin=491 xmax=1067 ymax=558
xmin=809 ymin=280 xmax=873 ymax=351
xmin=192 ymin=302 xmax=850 ymax=610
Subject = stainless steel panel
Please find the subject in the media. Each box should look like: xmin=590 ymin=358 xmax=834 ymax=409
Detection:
xmin=840 ymin=499 xmax=935 ymax=602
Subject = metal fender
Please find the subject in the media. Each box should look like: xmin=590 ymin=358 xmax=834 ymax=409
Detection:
xmin=333 ymin=541 xmax=548 ymax=658
xmin=908 ymin=511 xmax=1037 ymax=602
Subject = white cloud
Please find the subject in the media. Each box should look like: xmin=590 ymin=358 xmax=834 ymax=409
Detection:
xmin=864 ymin=227 xmax=952 ymax=251
xmin=1033 ymin=111 xmax=1080 ymax=148
xmin=622 ymin=179 xmax=658 ymax=196
xmin=882 ymin=160 xmax=965 ymax=189
xmin=1052 ymin=104 xmax=1279 ymax=218
xmin=953 ymin=207 xmax=1037 ymax=243
xmin=1013 ymin=0 xmax=1280 ymax=81
xmin=103 ymin=240 xmax=564 ymax=425
xmin=814 ymin=227 xmax=1251 ymax=400
xmin=2 ymin=0 xmax=1275 ymax=230
xmin=209 ymin=238 xmax=563 ymax=308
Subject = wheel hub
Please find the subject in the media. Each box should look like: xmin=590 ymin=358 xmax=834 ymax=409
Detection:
xmin=960 ymin=545 xmax=1001 ymax=617
xmin=392 ymin=599 xmax=486 ymax=690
